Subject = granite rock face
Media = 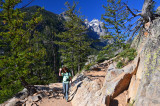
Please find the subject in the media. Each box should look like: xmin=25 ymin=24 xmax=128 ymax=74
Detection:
xmin=131 ymin=18 xmax=160 ymax=106
xmin=70 ymin=77 xmax=102 ymax=106
xmin=100 ymin=57 xmax=139 ymax=106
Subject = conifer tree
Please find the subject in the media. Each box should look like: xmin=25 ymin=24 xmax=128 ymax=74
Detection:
xmin=0 ymin=0 xmax=47 ymax=101
xmin=101 ymin=0 xmax=129 ymax=56
xmin=55 ymin=1 xmax=91 ymax=75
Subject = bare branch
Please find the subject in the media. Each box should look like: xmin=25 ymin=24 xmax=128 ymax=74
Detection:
xmin=133 ymin=9 xmax=142 ymax=12
xmin=124 ymin=3 xmax=137 ymax=17
xmin=122 ymin=16 xmax=135 ymax=25
xmin=124 ymin=3 xmax=142 ymax=17
xmin=153 ymin=14 xmax=160 ymax=18
xmin=131 ymin=17 xmax=142 ymax=29
xmin=20 ymin=0 xmax=35 ymax=9
xmin=127 ymin=22 xmax=143 ymax=42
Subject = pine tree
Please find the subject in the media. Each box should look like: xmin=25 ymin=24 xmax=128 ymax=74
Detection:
xmin=55 ymin=1 xmax=91 ymax=75
xmin=101 ymin=0 xmax=129 ymax=56
xmin=0 ymin=0 xmax=47 ymax=101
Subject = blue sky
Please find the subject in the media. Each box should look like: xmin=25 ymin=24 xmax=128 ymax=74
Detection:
xmin=19 ymin=0 xmax=160 ymax=21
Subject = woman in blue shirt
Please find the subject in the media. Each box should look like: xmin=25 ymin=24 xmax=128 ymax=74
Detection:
xmin=59 ymin=67 xmax=72 ymax=102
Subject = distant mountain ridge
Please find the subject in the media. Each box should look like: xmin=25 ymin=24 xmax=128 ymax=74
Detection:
xmin=60 ymin=12 xmax=107 ymax=48
xmin=85 ymin=19 xmax=106 ymax=39
xmin=60 ymin=12 xmax=107 ymax=39
xmin=23 ymin=6 xmax=107 ymax=49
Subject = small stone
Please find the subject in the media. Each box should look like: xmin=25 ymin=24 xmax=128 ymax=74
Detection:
xmin=28 ymin=95 xmax=41 ymax=102
xmin=5 ymin=97 xmax=19 ymax=106
xmin=26 ymin=101 xmax=32 ymax=106
xmin=31 ymin=103 xmax=38 ymax=106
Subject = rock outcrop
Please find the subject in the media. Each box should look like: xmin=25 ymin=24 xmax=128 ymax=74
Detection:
xmin=100 ymin=56 xmax=140 ymax=106
xmin=70 ymin=77 xmax=101 ymax=106
xmin=130 ymin=17 xmax=160 ymax=106
xmin=70 ymin=17 xmax=160 ymax=106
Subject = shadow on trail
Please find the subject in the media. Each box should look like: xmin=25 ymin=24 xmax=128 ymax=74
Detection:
xmin=68 ymin=82 xmax=83 ymax=102
xmin=87 ymin=75 xmax=105 ymax=78
xmin=35 ymin=85 xmax=63 ymax=100
xmin=51 ymin=87 xmax=63 ymax=99
xmin=110 ymin=99 xmax=118 ymax=106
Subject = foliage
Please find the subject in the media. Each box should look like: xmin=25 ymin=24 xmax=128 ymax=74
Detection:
xmin=55 ymin=1 xmax=91 ymax=74
xmin=116 ymin=61 xmax=124 ymax=68
xmin=96 ymin=56 xmax=107 ymax=63
xmin=0 ymin=81 xmax=23 ymax=104
xmin=101 ymin=0 xmax=129 ymax=56
xmin=0 ymin=0 xmax=56 ymax=103
xmin=119 ymin=48 xmax=137 ymax=61
xmin=83 ymin=63 xmax=95 ymax=71
xmin=96 ymin=48 xmax=115 ymax=63
xmin=116 ymin=48 xmax=137 ymax=68
xmin=128 ymin=100 xmax=135 ymax=106
xmin=21 ymin=6 xmax=65 ymax=78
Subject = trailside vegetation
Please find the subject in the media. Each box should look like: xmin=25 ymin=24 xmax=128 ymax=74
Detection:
xmin=0 ymin=0 xmax=55 ymax=103
xmin=55 ymin=1 xmax=91 ymax=75
xmin=99 ymin=0 xmax=129 ymax=60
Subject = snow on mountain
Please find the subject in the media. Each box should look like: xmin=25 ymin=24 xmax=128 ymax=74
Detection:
xmin=85 ymin=19 xmax=106 ymax=39
xmin=59 ymin=12 xmax=106 ymax=39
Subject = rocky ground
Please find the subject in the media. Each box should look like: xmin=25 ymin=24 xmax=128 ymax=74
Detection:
xmin=1 ymin=83 xmax=72 ymax=106
xmin=36 ymin=83 xmax=72 ymax=106
xmin=70 ymin=58 xmax=132 ymax=106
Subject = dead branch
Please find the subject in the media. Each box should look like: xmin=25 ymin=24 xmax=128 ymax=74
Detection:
xmin=133 ymin=9 xmax=142 ymax=12
xmin=20 ymin=0 xmax=35 ymax=9
xmin=124 ymin=3 xmax=139 ymax=17
xmin=127 ymin=22 xmax=143 ymax=42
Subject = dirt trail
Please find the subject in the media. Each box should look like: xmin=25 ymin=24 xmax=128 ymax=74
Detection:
xmin=37 ymin=62 xmax=127 ymax=106
xmin=84 ymin=69 xmax=106 ymax=87
xmin=37 ymin=83 xmax=72 ymax=106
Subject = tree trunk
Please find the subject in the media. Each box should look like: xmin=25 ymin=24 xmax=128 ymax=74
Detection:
xmin=19 ymin=77 xmax=37 ymax=96
xmin=141 ymin=0 xmax=154 ymax=22
xmin=78 ymin=64 xmax=80 ymax=73
xmin=53 ymin=48 xmax=56 ymax=71
xmin=71 ymin=68 xmax=74 ymax=76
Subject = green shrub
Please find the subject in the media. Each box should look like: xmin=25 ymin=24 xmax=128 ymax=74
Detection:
xmin=84 ymin=64 xmax=92 ymax=70
xmin=83 ymin=63 xmax=95 ymax=70
xmin=128 ymin=100 xmax=135 ymax=106
xmin=116 ymin=48 xmax=137 ymax=68
xmin=122 ymin=43 xmax=131 ymax=49
xmin=119 ymin=48 xmax=137 ymax=62
xmin=0 ymin=81 xmax=23 ymax=104
xmin=116 ymin=61 xmax=124 ymax=68
xmin=96 ymin=56 xmax=107 ymax=63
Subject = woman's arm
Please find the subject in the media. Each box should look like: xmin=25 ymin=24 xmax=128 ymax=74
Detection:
xmin=59 ymin=68 xmax=62 ymax=76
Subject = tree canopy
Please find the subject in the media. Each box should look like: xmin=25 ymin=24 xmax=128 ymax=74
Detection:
xmin=55 ymin=1 xmax=91 ymax=74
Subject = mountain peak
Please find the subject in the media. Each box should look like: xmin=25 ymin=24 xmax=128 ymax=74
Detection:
xmin=86 ymin=18 xmax=106 ymax=38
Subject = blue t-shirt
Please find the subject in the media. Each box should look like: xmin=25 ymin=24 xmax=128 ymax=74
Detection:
xmin=61 ymin=72 xmax=71 ymax=83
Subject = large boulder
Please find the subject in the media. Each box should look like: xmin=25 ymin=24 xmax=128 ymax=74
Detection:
xmin=100 ymin=56 xmax=140 ymax=106
xmin=105 ymin=63 xmax=124 ymax=82
xmin=70 ymin=77 xmax=101 ymax=106
xmin=2 ymin=97 xmax=19 ymax=106
xmin=127 ymin=75 xmax=141 ymax=104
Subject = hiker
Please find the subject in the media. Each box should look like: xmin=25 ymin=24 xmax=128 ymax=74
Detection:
xmin=59 ymin=67 xmax=72 ymax=102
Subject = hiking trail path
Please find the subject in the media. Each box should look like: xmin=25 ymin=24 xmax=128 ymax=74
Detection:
xmin=37 ymin=63 xmax=126 ymax=106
